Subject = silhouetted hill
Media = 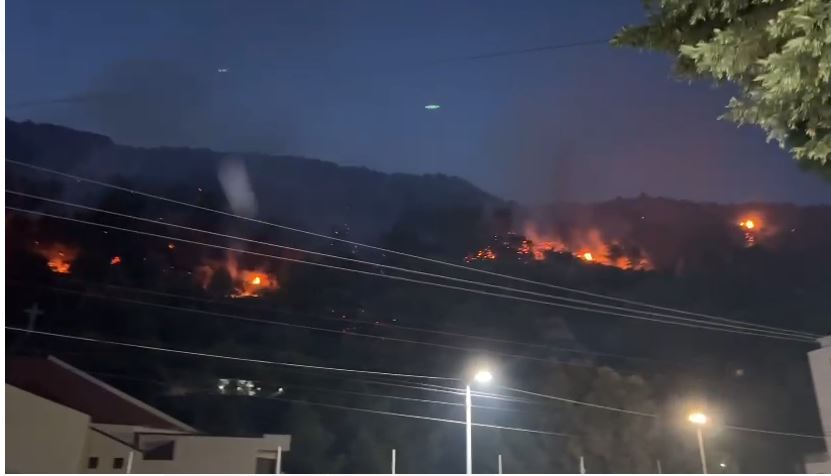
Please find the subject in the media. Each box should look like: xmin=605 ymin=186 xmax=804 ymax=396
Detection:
xmin=6 ymin=119 xmax=502 ymax=240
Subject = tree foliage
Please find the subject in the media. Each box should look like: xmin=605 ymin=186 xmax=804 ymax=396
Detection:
xmin=614 ymin=0 xmax=831 ymax=168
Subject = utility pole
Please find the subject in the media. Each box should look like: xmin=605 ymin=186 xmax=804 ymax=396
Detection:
xmin=497 ymin=454 xmax=502 ymax=474
xmin=275 ymin=446 xmax=282 ymax=474
xmin=391 ymin=449 xmax=396 ymax=475
xmin=656 ymin=459 xmax=663 ymax=474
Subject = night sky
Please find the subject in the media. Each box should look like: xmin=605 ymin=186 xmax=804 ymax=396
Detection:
xmin=7 ymin=0 xmax=831 ymax=204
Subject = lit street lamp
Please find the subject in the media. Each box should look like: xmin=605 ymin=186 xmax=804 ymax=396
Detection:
xmin=688 ymin=412 xmax=709 ymax=474
xmin=466 ymin=369 xmax=493 ymax=474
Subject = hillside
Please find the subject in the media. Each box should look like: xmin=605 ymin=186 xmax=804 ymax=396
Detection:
xmin=6 ymin=119 xmax=831 ymax=472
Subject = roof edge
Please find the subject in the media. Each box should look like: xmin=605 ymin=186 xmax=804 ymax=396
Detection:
xmin=46 ymin=356 xmax=197 ymax=433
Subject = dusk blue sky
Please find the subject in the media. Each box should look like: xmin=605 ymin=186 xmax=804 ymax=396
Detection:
xmin=7 ymin=0 xmax=831 ymax=204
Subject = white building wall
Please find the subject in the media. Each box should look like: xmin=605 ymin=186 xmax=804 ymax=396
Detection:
xmin=82 ymin=428 xmax=138 ymax=474
xmin=136 ymin=434 xmax=291 ymax=474
xmin=806 ymin=336 xmax=831 ymax=473
xmin=5 ymin=383 xmax=291 ymax=475
xmin=5 ymin=384 xmax=91 ymax=474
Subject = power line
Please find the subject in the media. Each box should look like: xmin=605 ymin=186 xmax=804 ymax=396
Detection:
xmin=9 ymin=158 xmax=812 ymax=338
xmin=5 ymin=204 xmax=815 ymax=342
xmin=250 ymin=394 xmax=573 ymax=438
xmin=41 ymin=277 xmax=678 ymax=367
xmin=7 ymin=188 xmax=816 ymax=340
xmin=5 ymin=326 xmax=457 ymax=381
xmin=722 ymin=424 xmax=828 ymax=440
xmin=503 ymin=386 xmax=657 ymax=417
xmin=87 ymin=370 xmax=517 ymax=412
xmin=10 ymin=281 xmax=601 ymax=369
xmin=427 ymin=38 xmax=610 ymax=64
xmin=11 ymin=326 xmax=825 ymax=441
xmin=262 ymin=383 xmax=520 ymax=413
xmin=502 ymin=387 xmax=829 ymax=440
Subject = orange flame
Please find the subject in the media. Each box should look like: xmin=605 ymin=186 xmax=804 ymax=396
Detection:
xmin=110 ymin=256 xmax=122 ymax=265
xmin=739 ymin=219 xmax=759 ymax=231
xmin=470 ymin=225 xmax=653 ymax=271
xmin=737 ymin=215 xmax=763 ymax=247
xmin=34 ymin=243 xmax=78 ymax=274
xmin=196 ymin=254 xmax=279 ymax=298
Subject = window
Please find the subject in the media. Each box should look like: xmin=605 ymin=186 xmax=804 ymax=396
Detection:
xmin=143 ymin=440 xmax=175 ymax=460
xmin=255 ymin=457 xmax=277 ymax=474
xmin=113 ymin=457 xmax=125 ymax=469
xmin=88 ymin=457 xmax=99 ymax=469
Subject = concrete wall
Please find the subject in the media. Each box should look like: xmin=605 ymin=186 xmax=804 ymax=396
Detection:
xmin=136 ymin=434 xmax=291 ymax=474
xmin=83 ymin=428 xmax=139 ymax=474
xmin=5 ymin=384 xmax=91 ymax=474
xmin=806 ymin=337 xmax=831 ymax=473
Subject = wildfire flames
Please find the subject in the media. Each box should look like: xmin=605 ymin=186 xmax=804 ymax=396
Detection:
xmin=196 ymin=254 xmax=279 ymax=298
xmin=110 ymin=256 xmax=122 ymax=265
xmin=34 ymin=243 xmax=78 ymax=274
xmin=464 ymin=247 xmax=496 ymax=263
xmin=466 ymin=225 xmax=652 ymax=271
xmin=738 ymin=216 xmax=762 ymax=247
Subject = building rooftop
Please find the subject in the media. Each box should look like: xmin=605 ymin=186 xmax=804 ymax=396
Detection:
xmin=7 ymin=356 xmax=196 ymax=433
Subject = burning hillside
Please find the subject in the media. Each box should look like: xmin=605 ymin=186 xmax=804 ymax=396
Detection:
xmin=196 ymin=254 xmax=279 ymax=298
xmin=465 ymin=225 xmax=652 ymax=271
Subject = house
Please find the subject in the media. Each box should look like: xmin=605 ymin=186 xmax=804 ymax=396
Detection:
xmin=6 ymin=356 xmax=291 ymax=474
xmin=806 ymin=336 xmax=831 ymax=473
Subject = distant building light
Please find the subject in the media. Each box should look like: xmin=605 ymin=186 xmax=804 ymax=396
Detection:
xmin=424 ymin=104 xmax=441 ymax=110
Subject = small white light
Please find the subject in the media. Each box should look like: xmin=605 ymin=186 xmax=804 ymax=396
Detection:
xmin=719 ymin=463 xmax=726 ymax=468
xmin=424 ymin=104 xmax=441 ymax=110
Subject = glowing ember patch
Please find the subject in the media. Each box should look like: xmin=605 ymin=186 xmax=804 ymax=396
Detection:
xmin=34 ymin=243 xmax=78 ymax=274
xmin=168 ymin=243 xmax=176 ymax=250
xmin=581 ymin=252 xmax=594 ymax=262
xmin=110 ymin=256 xmax=122 ymax=265
xmin=251 ymin=276 xmax=261 ymax=285
xmin=465 ymin=247 xmax=496 ymax=263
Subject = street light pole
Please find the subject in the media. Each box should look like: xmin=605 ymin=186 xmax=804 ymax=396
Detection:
xmin=696 ymin=426 xmax=707 ymax=475
xmin=688 ymin=411 xmax=709 ymax=475
xmin=465 ymin=384 xmax=473 ymax=475
xmin=465 ymin=369 xmax=493 ymax=475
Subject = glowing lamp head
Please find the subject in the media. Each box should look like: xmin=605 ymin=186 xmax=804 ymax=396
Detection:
xmin=473 ymin=370 xmax=493 ymax=384
xmin=688 ymin=412 xmax=708 ymax=425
